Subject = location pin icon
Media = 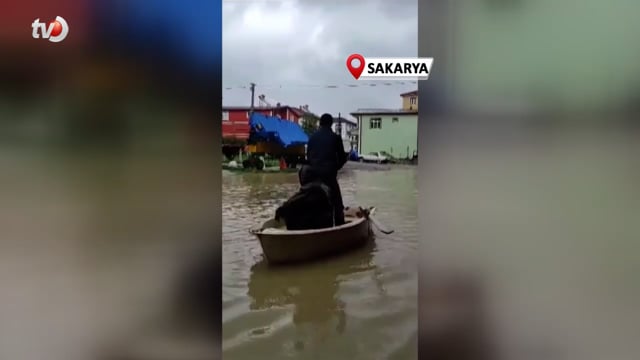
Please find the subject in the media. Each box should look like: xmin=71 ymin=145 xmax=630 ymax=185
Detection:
xmin=346 ymin=54 xmax=365 ymax=80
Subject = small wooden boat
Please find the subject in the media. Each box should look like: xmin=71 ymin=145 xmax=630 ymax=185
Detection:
xmin=250 ymin=207 xmax=375 ymax=265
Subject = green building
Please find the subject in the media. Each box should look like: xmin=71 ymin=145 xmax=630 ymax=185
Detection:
xmin=351 ymin=90 xmax=418 ymax=159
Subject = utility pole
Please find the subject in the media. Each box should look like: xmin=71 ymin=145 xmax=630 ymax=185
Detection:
xmin=336 ymin=112 xmax=342 ymax=136
xmin=249 ymin=83 xmax=256 ymax=114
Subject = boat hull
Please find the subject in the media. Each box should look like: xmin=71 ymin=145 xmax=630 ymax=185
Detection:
xmin=251 ymin=207 xmax=375 ymax=265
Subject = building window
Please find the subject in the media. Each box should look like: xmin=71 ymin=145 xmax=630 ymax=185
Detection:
xmin=392 ymin=117 xmax=399 ymax=123
xmin=222 ymin=111 xmax=229 ymax=121
xmin=369 ymin=117 xmax=381 ymax=129
xmin=410 ymin=97 xmax=417 ymax=105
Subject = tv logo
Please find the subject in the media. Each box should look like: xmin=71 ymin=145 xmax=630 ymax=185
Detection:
xmin=32 ymin=16 xmax=69 ymax=43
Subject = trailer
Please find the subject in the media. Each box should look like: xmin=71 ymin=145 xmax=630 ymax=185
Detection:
xmin=242 ymin=113 xmax=309 ymax=170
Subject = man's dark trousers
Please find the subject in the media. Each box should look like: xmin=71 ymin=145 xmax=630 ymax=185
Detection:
xmin=321 ymin=172 xmax=345 ymax=226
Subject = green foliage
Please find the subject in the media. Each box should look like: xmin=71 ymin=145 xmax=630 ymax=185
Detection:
xmin=300 ymin=113 xmax=319 ymax=136
xmin=264 ymin=158 xmax=280 ymax=168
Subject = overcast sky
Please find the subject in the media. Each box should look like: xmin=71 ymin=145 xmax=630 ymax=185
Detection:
xmin=222 ymin=0 xmax=417 ymax=120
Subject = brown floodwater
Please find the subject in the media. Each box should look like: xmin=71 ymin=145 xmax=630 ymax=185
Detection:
xmin=222 ymin=163 xmax=418 ymax=359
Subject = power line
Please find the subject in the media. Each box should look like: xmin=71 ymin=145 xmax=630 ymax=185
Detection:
xmin=222 ymin=81 xmax=417 ymax=90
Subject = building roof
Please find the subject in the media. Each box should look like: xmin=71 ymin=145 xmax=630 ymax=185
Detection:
xmin=291 ymin=107 xmax=307 ymax=117
xmin=400 ymin=90 xmax=418 ymax=97
xmin=223 ymin=105 xmax=312 ymax=117
xmin=335 ymin=117 xmax=357 ymax=126
xmin=223 ymin=105 xmax=290 ymax=111
xmin=350 ymin=108 xmax=418 ymax=116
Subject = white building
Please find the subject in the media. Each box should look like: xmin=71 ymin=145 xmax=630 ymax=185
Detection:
xmin=331 ymin=116 xmax=358 ymax=151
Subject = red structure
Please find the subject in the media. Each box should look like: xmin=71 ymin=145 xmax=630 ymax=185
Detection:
xmin=222 ymin=105 xmax=308 ymax=140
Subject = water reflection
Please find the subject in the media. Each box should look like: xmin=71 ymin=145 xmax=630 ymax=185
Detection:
xmin=247 ymin=241 xmax=378 ymax=335
xmin=223 ymin=165 xmax=418 ymax=359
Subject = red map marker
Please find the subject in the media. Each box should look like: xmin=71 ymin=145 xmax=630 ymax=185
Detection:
xmin=49 ymin=20 xmax=63 ymax=37
xmin=346 ymin=54 xmax=365 ymax=79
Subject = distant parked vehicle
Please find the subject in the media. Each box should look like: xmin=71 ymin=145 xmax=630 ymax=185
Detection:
xmin=359 ymin=152 xmax=389 ymax=164
xmin=379 ymin=151 xmax=397 ymax=163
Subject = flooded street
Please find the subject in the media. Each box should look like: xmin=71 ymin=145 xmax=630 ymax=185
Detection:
xmin=222 ymin=163 xmax=418 ymax=359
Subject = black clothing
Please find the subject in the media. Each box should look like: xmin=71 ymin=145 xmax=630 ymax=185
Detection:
xmin=306 ymin=127 xmax=348 ymax=178
xmin=275 ymin=180 xmax=334 ymax=230
xmin=306 ymin=126 xmax=347 ymax=226
xmin=275 ymin=126 xmax=348 ymax=230
xmin=298 ymin=164 xmax=319 ymax=186
xmin=299 ymin=164 xmax=344 ymax=225
xmin=322 ymin=175 xmax=345 ymax=226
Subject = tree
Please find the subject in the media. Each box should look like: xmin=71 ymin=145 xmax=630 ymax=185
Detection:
xmin=301 ymin=113 xmax=319 ymax=136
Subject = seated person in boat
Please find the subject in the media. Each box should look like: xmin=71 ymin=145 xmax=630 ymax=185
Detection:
xmin=275 ymin=165 xmax=335 ymax=230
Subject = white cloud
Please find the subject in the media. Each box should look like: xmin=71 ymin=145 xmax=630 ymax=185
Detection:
xmin=223 ymin=0 xmax=418 ymax=118
xmin=239 ymin=2 xmax=298 ymax=36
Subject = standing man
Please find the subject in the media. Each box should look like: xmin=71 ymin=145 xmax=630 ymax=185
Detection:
xmin=306 ymin=113 xmax=348 ymax=225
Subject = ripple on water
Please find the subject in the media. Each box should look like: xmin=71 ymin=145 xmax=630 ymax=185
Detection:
xmin=223 ymin=168 xmax=418 ymax=359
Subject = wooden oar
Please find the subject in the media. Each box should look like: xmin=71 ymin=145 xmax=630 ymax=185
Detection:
xmin=360 ymin=207 xmax=394 ymax=234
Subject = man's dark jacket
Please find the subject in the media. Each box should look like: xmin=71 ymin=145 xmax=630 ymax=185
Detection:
xmin=306 ymin=126 xmax=348 ymax=177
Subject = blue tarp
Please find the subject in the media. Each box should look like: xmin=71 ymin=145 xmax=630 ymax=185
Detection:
xmin=249 ymin=113 xmax=309 ymax=148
